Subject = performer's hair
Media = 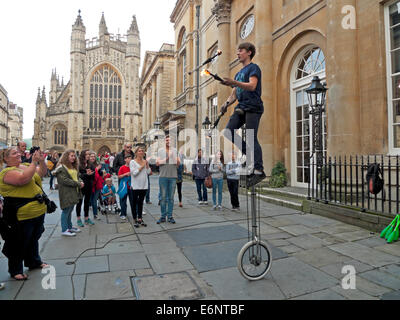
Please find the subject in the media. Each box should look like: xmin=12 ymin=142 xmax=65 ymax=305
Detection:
xmin=238 ymin=42 xmax=256 ymax=60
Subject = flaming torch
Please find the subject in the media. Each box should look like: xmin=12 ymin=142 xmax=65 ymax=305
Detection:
xmin=201 ymin=69 xmax=224 ymax=83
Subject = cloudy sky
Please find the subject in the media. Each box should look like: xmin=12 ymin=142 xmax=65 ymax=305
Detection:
xmin=0 ymin=0 xmax=177 ymax=139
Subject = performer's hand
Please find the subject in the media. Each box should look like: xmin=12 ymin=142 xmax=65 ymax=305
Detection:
xmin=222 ymin=77 xmax=236 ymax=87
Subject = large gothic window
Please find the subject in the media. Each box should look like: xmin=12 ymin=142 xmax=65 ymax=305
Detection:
xmin=54 ymin=125 xmax=68 ymax=145
xmin=89 ymin=64 xmax=122 ymax=130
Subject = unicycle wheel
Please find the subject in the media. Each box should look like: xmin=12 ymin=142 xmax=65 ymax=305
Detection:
xmin=237 ymin=240 xmax=272 ymax=281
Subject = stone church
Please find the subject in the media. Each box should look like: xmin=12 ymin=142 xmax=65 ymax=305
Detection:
xmin=32 ymin=11 xmax=142 ymax=154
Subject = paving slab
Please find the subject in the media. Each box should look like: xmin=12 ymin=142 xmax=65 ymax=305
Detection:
xmin=293 ymin=247 xmax=352 ymax=268
xmin=359 ymin=270 xmax=400 ymax=290
xmin=74 ymin=255 xmax=109 ymax=275
xmin=318 ymin=223 xmax=362 ymax=235
xmin=354 ymin=237 xmax=388 ymax=248
xmin=236 ymin=222 xmax=281 ymax=235
xmin=291 ymin=288 xmax=346 ymax=300
xmin=311 ymin=232 xmax=347 ymax=245
xmin=200 ymin=267 xmax=285 ymax=300
xmin=262 ymin=232 xmax=294 ymax=240
xmin=262 ymin=217 xmax=299 ymax=228
xmin=95 ymin=241 xmax=143 ymax=255
xmin=15 ymin=275 xmax=85 ymax=300
xmin=381 ymin=290 xmax=400 ymax=300
xmin=133 ymin=271 xmax=204 ymax=300
xmin=147 ymin=251 xmax=194 ymax=274
xmin=108 ymin=252 xmax=150 ymax=272
xmin=334 ymin=230 xmax=375 ymax=242
xmin=378 ymin=264 xmax=400 ymax=279
xmin=136 ymin=232 xmax=175 ymax=245
xmin=328 ymin=243 xmax=400 ymax=268
xmin=355 ymin=277 xmax=393 ymax=297
xmin=374 ymin=244 xmax=400 ymax=257
xmin=96 ymin=233 xmax=138 ymax=244
xmin=88 ymin=223 xmax=118 ymax=236
xmin=268 ymin=239 xmax=291 ymax=247
xmin=142 ymin=242 xmax=181 ymax=254
xmin=168 ymin=224 xmax=248 ymax=248
xmin=85 ymin=271 xmax=134 ymax=300
xmin=280 ymin=245 xmax=304 ymax=254
xmin=40 ymin=235 xmax=96 ymax=260
xmin=331 ymin=285 xmax=378 ymax=300
xmin=270 ymin=257 xmax=339 ymax=299
xmin=279 ymin=225 xmax=318 ymax=236
xmin=320 ymin=260 xmax=374 ymax=280
xmin=0 ymin=280 xmax=24 ymax=300
xmin=286 ymin=214 xmax=337 ymax=228
xmin=116 ymin=223 xmax=134 ymax=233
xmin=287 ymin=234 xmax=331 ymax=250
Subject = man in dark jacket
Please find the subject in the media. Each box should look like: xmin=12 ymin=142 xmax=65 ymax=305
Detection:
xmin=191 ymin=149 xmax=209 ymax=205
xmin=113 ymin=143 xmax=135 ymax=177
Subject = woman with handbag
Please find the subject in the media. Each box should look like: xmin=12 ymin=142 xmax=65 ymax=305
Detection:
xmin=0 ymin=147 xmax=49 ymax=280
xmin=54 ymin=150 xmax=85 ymax=237
xmin=209 ymin=151 xmax=225 ymax=211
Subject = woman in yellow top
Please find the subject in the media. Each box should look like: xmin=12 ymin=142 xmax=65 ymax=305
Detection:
xmin=0 ymin=146 xmax=49 ymax=280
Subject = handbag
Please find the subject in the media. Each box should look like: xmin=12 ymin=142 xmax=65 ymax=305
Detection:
xmin=205 ymin=176 xmax=213 ymax=189
xmin=35 ymin=182 xmax=57 ymax=214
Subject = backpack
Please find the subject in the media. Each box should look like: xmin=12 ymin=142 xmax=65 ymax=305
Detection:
xmin=366 ymin=163 xmax=384 ymax=195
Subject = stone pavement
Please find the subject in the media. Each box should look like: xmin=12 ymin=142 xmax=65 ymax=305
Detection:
xmin=1 ymin=175 xmax=400 ymax=300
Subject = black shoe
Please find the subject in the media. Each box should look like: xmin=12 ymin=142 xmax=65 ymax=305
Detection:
xmin=246 ymin=171 xmax=267 ymax=188
xmin=168 ymin=217 xmax=176 ymax=224
xmin=157 ymin=217 xmax=166 ymax=224
xmin=134 ymin=220 xmax=140 ymax=228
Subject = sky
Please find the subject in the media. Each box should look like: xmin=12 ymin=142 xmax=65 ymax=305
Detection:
xmin=0 ymin=0 xmax=177 ymax=139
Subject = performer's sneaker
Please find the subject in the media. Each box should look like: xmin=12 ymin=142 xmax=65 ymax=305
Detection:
xmin=246 ymin=170 xmax=267 ymax=188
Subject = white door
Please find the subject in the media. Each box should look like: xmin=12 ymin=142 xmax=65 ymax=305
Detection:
xmin=290 ymin=47 xmax=327 ymax=188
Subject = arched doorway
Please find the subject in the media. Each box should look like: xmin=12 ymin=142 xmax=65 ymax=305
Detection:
xmin=98 ymin=145 xmax=111 ymax=156
xmin=290 ymin=46 xmax=327 ymax=187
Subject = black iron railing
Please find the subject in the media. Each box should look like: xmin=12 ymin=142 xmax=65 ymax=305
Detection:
xmin=308 ymin=155 xmax=400 ymax=216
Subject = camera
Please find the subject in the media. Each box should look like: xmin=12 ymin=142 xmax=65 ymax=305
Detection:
xmin=30 ymin=146 xmax=40 ymax=154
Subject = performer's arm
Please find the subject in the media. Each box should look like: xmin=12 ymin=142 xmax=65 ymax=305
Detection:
xmin=221 ymin=87 xmax=237 ymax=114
xmin=222 ymin=76 xmax=258 ymax=92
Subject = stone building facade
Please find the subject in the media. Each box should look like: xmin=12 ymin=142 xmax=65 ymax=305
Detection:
xmin=170 ymin=0 xmax=396 ymax=187
xmin=8 ymin=102 xmax=23 ymax=146
xmin=0 ymin=84 xmax=9 ymax=148
xmin=140 ymin=43 xmax=176 ymax=141
xmin=32 ymin=11 xmax=142 ymax=154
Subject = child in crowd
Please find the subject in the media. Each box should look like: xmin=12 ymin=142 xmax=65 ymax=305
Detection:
xmin=102 ymin=178 xmax=117 ymax=212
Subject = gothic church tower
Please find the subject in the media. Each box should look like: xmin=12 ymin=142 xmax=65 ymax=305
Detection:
xmin=32 ymin=11 xmax=142 ymax=153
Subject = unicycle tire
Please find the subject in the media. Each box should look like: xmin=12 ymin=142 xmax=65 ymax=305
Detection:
xmin=237 ymin=240 xmax=272 ymax=281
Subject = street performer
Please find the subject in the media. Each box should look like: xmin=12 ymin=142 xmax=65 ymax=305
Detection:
xmin=220 ymin=42 xmax=266 ymax=188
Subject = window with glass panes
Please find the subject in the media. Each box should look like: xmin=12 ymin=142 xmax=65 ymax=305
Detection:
xmin=386 ymin=1 xmax=400 ymax=152
xmin=54 ymin=126 xmax=67 ymax=145
xmin=89 ymin=64 xmax=122 ymax=130
xmin=292 ymin=47 xmax=327 ymax=185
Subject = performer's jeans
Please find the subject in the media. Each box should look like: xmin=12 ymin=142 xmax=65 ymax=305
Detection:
xmin=159 ymin=177 xmax=177 ymax=219
xmin=129 ymin=189 xmax=147 ymax=220
xmin=195 ymin=179 xmax=208 ymax=202
xmin=225 ymin=111 xmax=264 ymax=172
xmin=227 ymin=179 xmax=240 ymax=208
xmin=212 ymin=178 xmax=224 ymax=206
xmin=61 ymin=205 xmax=74 ymax=232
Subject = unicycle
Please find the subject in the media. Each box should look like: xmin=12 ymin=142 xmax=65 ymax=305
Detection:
xmin=237 ymin=184 xmax=272 ymax=280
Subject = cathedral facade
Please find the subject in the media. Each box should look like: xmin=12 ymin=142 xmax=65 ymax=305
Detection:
xmin=32 ymin=11 xmax=142 ymax=154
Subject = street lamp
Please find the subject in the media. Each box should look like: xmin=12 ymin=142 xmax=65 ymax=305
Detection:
xmin=202 ymin=116 xmax=212 ymax=137
xmin=306 ymin=76 xmax=328 ymax=201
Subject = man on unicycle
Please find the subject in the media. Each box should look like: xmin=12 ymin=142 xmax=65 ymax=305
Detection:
xmin=221 ymin=42 xmax=266 ymax=188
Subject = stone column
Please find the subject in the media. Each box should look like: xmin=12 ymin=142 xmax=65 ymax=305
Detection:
xmin=143 ymin=88 xmax=147 ymax=133
xmin=152 ymin=76 xmax=157 ymax=127
xmin=326 ymin=0 xmax=361 ymax=156
xmin=147 ymin=85 xmax=152 ymax=130
xmin=156 ymin=68 xmax=162 ymax=118
xmin=255 ymin=0 xmax=274 ymax=173
xmin=212 ymin=0 xmax=232 ymax=116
